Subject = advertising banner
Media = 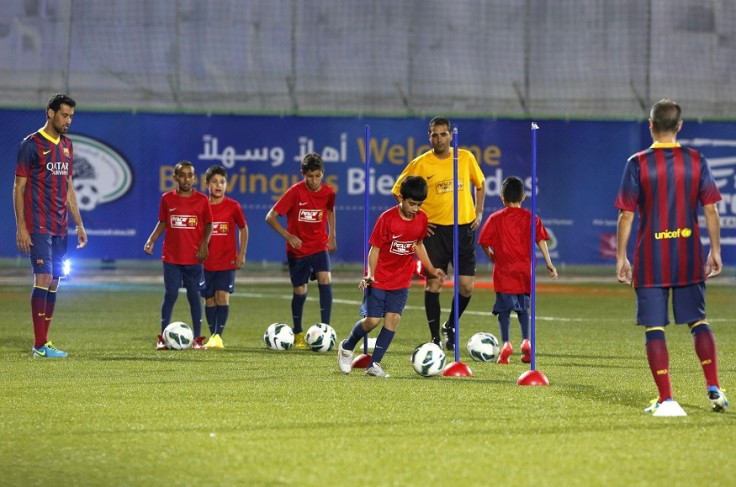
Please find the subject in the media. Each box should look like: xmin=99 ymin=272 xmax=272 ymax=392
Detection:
xmin=2 ymin=111 xmax=734 ymax=266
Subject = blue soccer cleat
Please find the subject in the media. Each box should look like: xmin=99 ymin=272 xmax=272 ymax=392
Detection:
xmin=708 ymin=386 xmax=729 ymax=413
xmin=31 ymin=341 xmax=68 ymax=358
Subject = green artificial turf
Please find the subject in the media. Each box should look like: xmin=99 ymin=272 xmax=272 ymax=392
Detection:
xmin=0 ymin=277 xmax=734 ymax=486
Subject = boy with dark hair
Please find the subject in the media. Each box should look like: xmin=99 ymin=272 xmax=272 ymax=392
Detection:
xmin=203 ymin=165 xmax=248 ymax=349
xmin=478 ymin=176 xmax=557 ymax=364
xmin=144 ymin=160 xmax=213 ymax=350
xmin=266 ymin=153 xmax=336 ymax=349
xmin=338 ymin=176 xmax=446 ymax=377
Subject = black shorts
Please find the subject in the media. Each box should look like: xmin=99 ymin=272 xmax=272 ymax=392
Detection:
xmin=422 ymin=223 xmax=476 ymax=277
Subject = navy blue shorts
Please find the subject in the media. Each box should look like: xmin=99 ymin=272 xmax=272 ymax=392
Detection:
xmin=634 ymin=283 xmax=706 ymax=326
xmin=203 ymin=269 xmax=236 ymax=298
xmin=287 ymin=251 xmax=331 ymax=287
xmin=29 ymin=234 xmax=68 ymax=277
xmin=492 ymin=292 xmax=530 ymax=315
xmin=163 ymin=262 xmax=205 ymax=294
xmin=422 ymin=223 xmax=476 ymax=276
xmin=360 ymin=286 xmax=410 ymax=318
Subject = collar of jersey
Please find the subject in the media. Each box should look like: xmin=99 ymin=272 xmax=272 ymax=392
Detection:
xmin=39 ymin=129 xmax=61 ymax=145
xmin=650 ymin=142 xmax=680 ymax=148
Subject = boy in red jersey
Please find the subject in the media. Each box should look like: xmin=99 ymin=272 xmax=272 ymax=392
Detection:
xmin=478 ymin=176 xmax=557 ymax=364
xmin=266 ymin=153 xmax=336 ymax=349
xmin=14 ymin=93 xmax=87 ymax=358
xmin=144 ymin=161 xmax=213 ymax=350
xmin=202 ymin=165 xmax=248 ymax=349
xmin=337 ymin=176 xmax=446 ymax=377
xmin=616 ymin=99 xmax=728 ymax=416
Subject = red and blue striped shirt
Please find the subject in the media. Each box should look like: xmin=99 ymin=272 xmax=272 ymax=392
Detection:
xmin=615 ymin=143 xmax=721 ymax=288
xmin=15 ymin=129 xmax=75 ymax=236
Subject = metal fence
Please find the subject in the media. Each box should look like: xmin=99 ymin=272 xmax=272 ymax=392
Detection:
xmin=1 ymin=0 xmax=734 ymax=118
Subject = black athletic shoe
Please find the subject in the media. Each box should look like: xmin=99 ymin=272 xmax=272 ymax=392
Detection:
xmin=442 ymin=322 xmax=455 ymax=351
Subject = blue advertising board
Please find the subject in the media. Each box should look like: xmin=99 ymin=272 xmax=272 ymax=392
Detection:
xmin=2 ymin=110 xmax=734 ymax=266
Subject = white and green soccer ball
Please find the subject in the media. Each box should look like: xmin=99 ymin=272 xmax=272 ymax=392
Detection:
xmin=467 ymin=332 xmax=500 ymax=362
xmin=163 ymin=321 xmax=194 ymax=350
xmin=411 ymin=342 xmax=446 ymax=377
xmin=263 ymin=323 xmax=294 ymax=351
xmin=305 ymin=323 xmax=336 ymax=352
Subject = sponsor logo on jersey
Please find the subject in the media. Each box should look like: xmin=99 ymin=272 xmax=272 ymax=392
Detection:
xmin=46 ymin=161 xmax=69 ymax=176
xmin=170 ymin=215 xmax=199 ymax=229
xmin=390 ymin=240 xmax=416 ymax=256
xmin=654 ymin=227 xmax=692 ymax=240
xmin=298 ymin=209 xmax=323 ymax=222
xmin=69 ymin=134 xmax=133 ymax=211
xmin=212 ymin=222 xmax=229 ymax=235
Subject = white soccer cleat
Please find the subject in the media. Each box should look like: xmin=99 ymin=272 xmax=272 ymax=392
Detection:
xmin=365 ymin=362 xmax=390 ymax=378
xmin=337 ymin=340 xmax=353 ymax=374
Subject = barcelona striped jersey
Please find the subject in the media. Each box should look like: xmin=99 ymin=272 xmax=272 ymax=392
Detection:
xmin=615 ymin=142 xmax=721 ymax=288
xmin=15 ymin=129 xmax=74 ymax=236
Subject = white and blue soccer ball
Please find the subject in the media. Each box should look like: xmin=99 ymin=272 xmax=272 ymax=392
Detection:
xmin=411 ymin=342 xmax=446 ymax=377
xmin=467 ymin=332 xmax=500 ymax=362
xmin=264 ymin=323 xmax=294 ymax=351
xmin=163 ymin=321 xmax=194 ymax=350
xmin=305 ymin=323 xmax=337 ymax=352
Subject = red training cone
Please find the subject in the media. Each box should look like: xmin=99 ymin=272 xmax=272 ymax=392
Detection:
xmin=442 ymin=361 xmax=473 ymax=377
xmin=517 ymin=369 xmax=549 ymax=386
xmin=352 ymin=354 xmax=372 ymax=369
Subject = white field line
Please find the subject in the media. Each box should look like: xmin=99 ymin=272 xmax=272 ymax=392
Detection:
xmin=227 ymin=291 xmax=728 ymax=323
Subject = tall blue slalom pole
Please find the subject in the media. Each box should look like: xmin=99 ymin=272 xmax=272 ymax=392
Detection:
xmin=518 ymin=122 xmax=549 ymax=386
xmin=443 ymin=125 xmax=472 ymax=377
xmin=352 ymin=124 xmax=373 ymax=369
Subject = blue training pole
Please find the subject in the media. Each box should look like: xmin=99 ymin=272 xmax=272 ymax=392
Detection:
xmin=363 ymin=124 xmax=371 ymax=355
xmin=452 ymin=126 xmax=460 ymax=361
xmin=530 ymin=122 xmax=539 ymax=370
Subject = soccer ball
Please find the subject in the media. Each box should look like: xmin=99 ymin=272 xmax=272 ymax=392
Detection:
xmin=411 ymin=342 xmax=446 ymax=377
xmin=467 ymin=332 xmax=500 ymax=362
xmin=163 ymin=321 xmax=194 ymax=350
xmin=305 ymin=323 xmax=337 ymax=352
xmin=263 ymin=323 xmax=294 ymax=351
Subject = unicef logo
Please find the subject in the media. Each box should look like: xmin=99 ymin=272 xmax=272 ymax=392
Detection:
xmin=69 ymin=135 xmax=132 ymax=211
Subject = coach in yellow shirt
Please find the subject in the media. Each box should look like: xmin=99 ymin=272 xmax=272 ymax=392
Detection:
xmin=391 ymin=116 xmax=485 ymax=350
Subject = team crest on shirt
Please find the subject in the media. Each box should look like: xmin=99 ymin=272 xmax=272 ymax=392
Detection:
xmin=298 ymin=209 xmax=323 ymax=223
xmin=68 ymin=135 xmax=133 ymax=211
xmin=390 ymin=240 xmax=416 ymax=256
xmin=170 ymin=215 xmax=198 ymax=229
xmin=435 ymin=179 xmax=463 ymax=194
xmin=212 ymin=222 xmax=229 ymax=235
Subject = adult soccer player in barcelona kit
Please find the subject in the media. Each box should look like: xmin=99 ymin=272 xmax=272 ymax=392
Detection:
xmin=266 ymin=153 xmax=336 ymax=349
xmin=616 ymin=98 xmax=728 ymax=416
xmin=337 ymin=176 xmax=445 ymax=377
xmin=14 ymin=93 xmax=87 ymax=358
xmin=202 ymin=165 xmax=248 ymax=349
xmin=478 ymin=176 xmax=557 ymax=365
xmin=144 ymin=160 xmax=213 ymax=350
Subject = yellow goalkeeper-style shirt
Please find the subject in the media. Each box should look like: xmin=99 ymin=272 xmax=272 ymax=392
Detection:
xmin=391 ymin=148 xmax=485 ymax=225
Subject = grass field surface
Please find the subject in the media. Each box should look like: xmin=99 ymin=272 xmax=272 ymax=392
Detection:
xmin=0 ymin=269 xmax=734 ymax=486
